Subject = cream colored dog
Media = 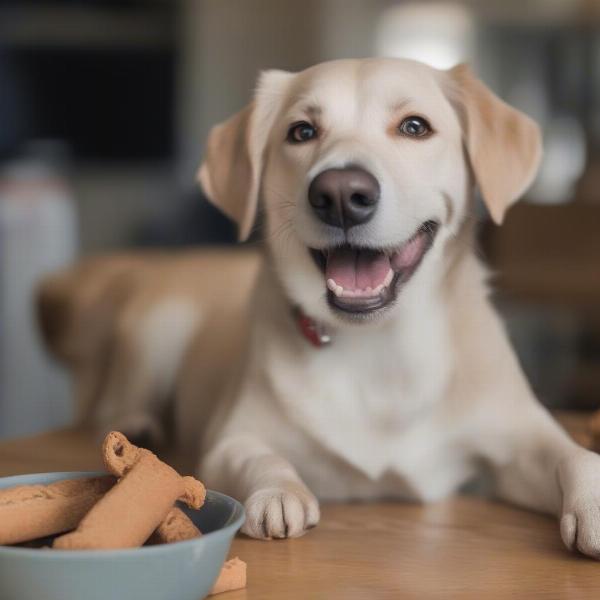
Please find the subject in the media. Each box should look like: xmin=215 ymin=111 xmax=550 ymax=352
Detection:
xmin=39 ymin=58 xmax=600 ymax=556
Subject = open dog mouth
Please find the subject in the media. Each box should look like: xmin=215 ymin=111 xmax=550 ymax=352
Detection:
xmin=310 ymin=220 xmax=439 ymax=316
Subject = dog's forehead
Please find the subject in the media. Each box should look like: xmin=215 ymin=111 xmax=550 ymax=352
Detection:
xmin=287 ymin=58 xmax=449 ymax=115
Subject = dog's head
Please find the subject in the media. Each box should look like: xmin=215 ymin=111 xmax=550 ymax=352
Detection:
xmin=198 ymin=58 xmax=541 ymax=325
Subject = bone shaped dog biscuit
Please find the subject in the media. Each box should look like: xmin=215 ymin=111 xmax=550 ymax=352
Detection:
xmin=53 ymin=432 xmax=205 ymax=550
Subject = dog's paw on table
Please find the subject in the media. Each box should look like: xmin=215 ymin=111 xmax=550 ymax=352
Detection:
xmin=242 ymin=483 xmax=320 ymax=539
xmin=558 ymin=449 xmax=600 ymax=559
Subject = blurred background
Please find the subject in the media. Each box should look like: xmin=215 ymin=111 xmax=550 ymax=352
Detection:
xmin=0 ymin=0 xmax=599 ymax=438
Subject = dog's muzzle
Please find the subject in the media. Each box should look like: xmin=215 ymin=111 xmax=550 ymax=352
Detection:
xmin=309 ymin=220 xmax=439 ymax=318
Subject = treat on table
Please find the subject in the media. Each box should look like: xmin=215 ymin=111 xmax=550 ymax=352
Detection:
xmin=210 ymin=557 xmax=247 ymax=595
xmin=53 ymin=432 xmax=205 ymax=550
xmin=0 ymin=476 xmax=115 ymax=546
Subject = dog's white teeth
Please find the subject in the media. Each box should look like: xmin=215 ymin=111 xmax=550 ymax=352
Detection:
xmin=327 ymin=279 xmax=344 ymax=297
xmin=327 ymin=272 xmax=393 ymax=298
xmin=383 ymin=269 xmax=394 ymax=286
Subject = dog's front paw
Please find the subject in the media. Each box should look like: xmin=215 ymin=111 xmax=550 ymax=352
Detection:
xmin=242 ymin=483 xmax=320 ymax=540
xmin=559 ymin=451 xmax=600 ymax=559
xmin=560 ymin=505 xmax=600 ymax=559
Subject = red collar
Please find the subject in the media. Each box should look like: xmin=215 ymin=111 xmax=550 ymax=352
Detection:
xmin=293 ymin=307 xmax=332 ymax=348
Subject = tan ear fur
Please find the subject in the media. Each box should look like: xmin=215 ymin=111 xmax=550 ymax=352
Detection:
xmin=446 ymin=64 xmax=542 ymax=224
xmin=197 ymin=105 xmax=256 ymax=241
xmin=197 ymin=70 xmax=293 ymax=241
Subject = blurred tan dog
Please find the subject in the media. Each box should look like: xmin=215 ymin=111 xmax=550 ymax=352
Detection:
xmin=39 ymin=58 xmax=600 ymax=555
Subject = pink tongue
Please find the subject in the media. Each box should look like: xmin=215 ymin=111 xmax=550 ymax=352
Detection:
xmin=390 ymin=232 xmax=427 ymax=271
xmin=326 ymin=248 xmax=391 ymax=291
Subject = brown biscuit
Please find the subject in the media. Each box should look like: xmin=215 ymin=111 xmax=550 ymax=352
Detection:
xmin=102 ymin=431 xmax=205 ymax=508
xmin=53 ymin=432 xmax=205 ymax=550
xmin=149 ymin=507 xmax=201 ymax=545
xmin=209 ymin=557 xmax=247 ymax=595
xmin=0 ymin=476 xmax=115 ymax=545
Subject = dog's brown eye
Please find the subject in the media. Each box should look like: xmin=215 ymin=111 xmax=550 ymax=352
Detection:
xmin=287 ymin=121 xmax=318 ymax=143
xmin=398 ymin=117 xmax=432 ymax=138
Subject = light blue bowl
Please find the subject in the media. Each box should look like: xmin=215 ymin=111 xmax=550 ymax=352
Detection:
xmin=0 ymin=471 xmax=245 ymax=600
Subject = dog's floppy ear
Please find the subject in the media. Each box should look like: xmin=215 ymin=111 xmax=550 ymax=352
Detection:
xmin=197 ymin=70 xmax=293 ymax=241
xmin=446 ymin=64 xmax=542 ymax=224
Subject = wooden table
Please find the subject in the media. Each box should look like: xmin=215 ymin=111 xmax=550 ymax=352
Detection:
xmin=2 ymin=428 xmax=600 ymax=599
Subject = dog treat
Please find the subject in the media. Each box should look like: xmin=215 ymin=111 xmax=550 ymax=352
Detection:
xmin=149 ymin=507 xmax=201 ymax=545
xmin=53 ymin=432 xmax=205 ymax=550
xmin=209 ymin=557 xmax=247 ymax=596
xmin=102 ymin=431 xmax=206 ymax=507
xmin=0 ymin=476 xmax=115 ymax=546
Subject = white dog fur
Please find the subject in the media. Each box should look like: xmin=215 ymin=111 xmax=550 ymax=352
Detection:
xmin=39 ymin=58 xmax=600 ymax=556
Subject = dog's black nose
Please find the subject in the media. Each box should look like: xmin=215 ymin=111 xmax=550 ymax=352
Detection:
xmin=308 ymin=167 xmax=380 ymax=229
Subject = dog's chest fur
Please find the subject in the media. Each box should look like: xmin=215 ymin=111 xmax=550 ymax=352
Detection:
xmin=251 ymin=274 xmax=476 ymax=502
